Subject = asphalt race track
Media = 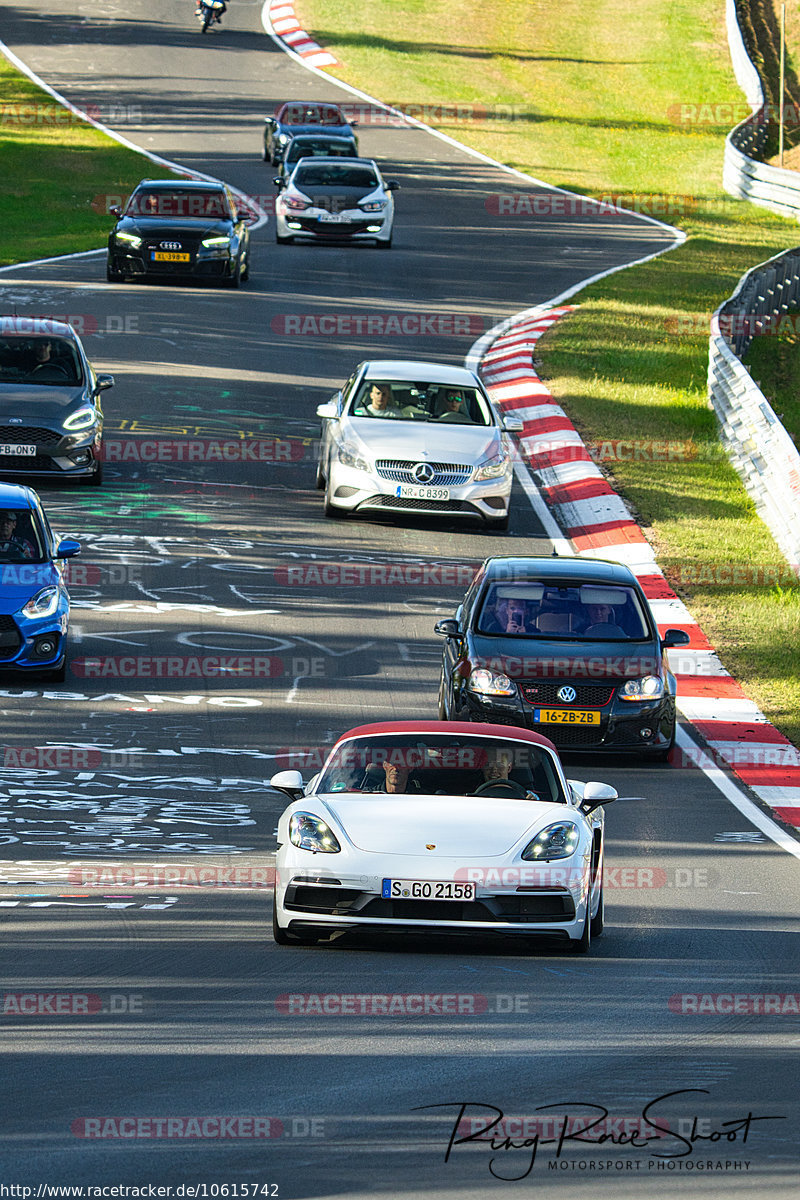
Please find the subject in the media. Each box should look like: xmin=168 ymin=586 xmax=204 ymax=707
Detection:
xmin=0 ymin=2 xmax=798 ymax=1196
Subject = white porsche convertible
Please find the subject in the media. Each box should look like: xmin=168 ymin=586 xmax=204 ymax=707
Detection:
xmin=270 ymin=721 xmax=619 ymax=953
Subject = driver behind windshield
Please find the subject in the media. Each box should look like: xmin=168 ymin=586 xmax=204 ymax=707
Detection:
xmin=0 ymin=511 xmax=36 ymax=561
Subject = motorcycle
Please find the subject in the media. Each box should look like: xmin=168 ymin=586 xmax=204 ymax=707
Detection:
xmin=197 ymin=0 xmax=226 ymax=32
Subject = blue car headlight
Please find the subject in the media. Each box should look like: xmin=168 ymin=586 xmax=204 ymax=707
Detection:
xmin=289 ymin=812 xmax=341 ymax=854
xmin=522 ymin=821 xmax=581 ymax=861
xmin=22 ymin=586 xmax=61 ymax=620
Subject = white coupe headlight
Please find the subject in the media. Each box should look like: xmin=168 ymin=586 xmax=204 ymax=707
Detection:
xmin=337 ymin=441 xmax=371 ymax=472
xmin=360 ymin=198 xmax=387 ymax=212
xmin=63 ymin=406 xmax=97 ymax=432
xmin=619 ymin=675 xmax=664 ymax=701
xmin=467 ymin=668 xmax=516 ymax=696
xmin=22 ymin=586 xmax=60 ymax=620
xmin=522 ymin=821 xmax=581 ymax=861
xmin=289 ymin=812 xmax=341 ymax=854
xmin=473 ymin=450 xmax=510 ymax=481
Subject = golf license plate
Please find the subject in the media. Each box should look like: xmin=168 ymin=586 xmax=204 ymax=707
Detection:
xmin=534 ymin=708 xmax=600 ymax=725
xmin=151 ymin=251 xmax=190 ymax=262
xmin=396 ymin=484 xmax=449 ymax=500
xmin=0 ymin=444 xmax=35 ymax=456
xmin=382 ymin=879 xmax=475 ymax=901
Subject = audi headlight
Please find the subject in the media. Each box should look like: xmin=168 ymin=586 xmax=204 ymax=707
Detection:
xmin=619 ymin=675 xmax=664 ymax=701
xmin=467 ymin=668 xmax=516 ymax=696
xmin=115 ymin=231 xmax=142 ymax=249
xmin=360 ymin=199 xmax=387 ymax=212
xmin=201 ymin=236 xmax=231 ymax=248
xmin=337 ymin=442 xmax=370 ymax=472
xmin=289 ymin=812 xmax=341 ymax=854
xmin=473 ymin=451 xmax=510 ymax=481
xmin=22 ymin=586 xmax=60 ymax=620
xmin=522 ymin=821 xmax=580 ymax=861
xmin=63 ymin=406 xmax=97 ymax=432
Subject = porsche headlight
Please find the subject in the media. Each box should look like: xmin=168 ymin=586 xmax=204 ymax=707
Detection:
xmin=473 ymin=450 xmax=509 ymax=481
xmin=619 ymin=675 xmax=664 ymax=701
xmin=337 ymin=442 xmax=370 ymax=472
xmin=522 ymin=821 xmax=580 ymax=861
xmin=63 ymin=406 xmax=97 ymax=432
xmin=289 ymin=812 xmax=341 ymax=854
xmin=115 ymin=231 xmax=142 ymax=249
xmin=22 ymin=586 xmax=60 ymax=620
xmin=467 ymin=668 xmax=516 ymax=696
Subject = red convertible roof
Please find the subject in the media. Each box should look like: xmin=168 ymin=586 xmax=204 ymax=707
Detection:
xmin=331 ymin=720 xmax=557 ymax=753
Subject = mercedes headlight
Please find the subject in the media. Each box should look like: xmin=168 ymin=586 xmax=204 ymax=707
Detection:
xmin=337 ymin=442 xmax=370 ymax=472
xmin=289 ymin=812 xmax=341 ymax=854
xmin=467 ymin=668 xmax=516 ymax=696
xmin=473 ymin=450 xmax=510 ymax=481
xmin=619 ymin=675 xmax=664 ymax=701
xmin=63 ymin=406 xmax=97 ymax=432
xmin=522 ymin=821 xmax=580 ymax=861
xmin=22 ymin=586 xmax=60 ymax=620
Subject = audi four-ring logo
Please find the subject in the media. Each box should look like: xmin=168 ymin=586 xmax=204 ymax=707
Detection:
xmin=160 ymin=241 xmax=182 ymax=250
xmin=412 ymin=462 xmax=435 ymax=484
xmin=557 ymin=685 xmax=577 ymax=703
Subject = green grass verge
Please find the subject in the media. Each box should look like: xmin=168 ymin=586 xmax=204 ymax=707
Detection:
xmin=301 ymin=0 xmax=800 ymax=743
xmin=0 ymin=58 xmax=161 ymax=265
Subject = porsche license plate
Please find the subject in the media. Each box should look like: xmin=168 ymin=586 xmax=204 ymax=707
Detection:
xmin=151 ymin=251 xmax=190 ymax=262
xmin=0 ymin=444 xmax=35 ymax=456
xmin=382 ymin=879 xmax=475 ymax=901
xmin=396 ymin=485 xmax=450 ymax=501
xmin=534 ymin=708 xmax=601 ymax=725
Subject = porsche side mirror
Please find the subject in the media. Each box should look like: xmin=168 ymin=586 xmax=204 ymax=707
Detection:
xmin=270 ymin=770 xmax=305 ymax=800
xmin=578 ymin=781 xmax=617 ymax=814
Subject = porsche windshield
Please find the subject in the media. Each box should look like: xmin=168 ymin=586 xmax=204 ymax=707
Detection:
xmin=316 ymin=735 xmax=566 ymax=803
xmin=350 ymin=380 xmax=491 ymax=425
xmin=476 ymin=582 xmax=651 ymax=640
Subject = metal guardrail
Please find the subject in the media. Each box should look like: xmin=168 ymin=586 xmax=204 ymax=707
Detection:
xmin=709 ymin=247 xmax=800 ymax=569
xmin=724 ymin=0 xmax=800 ymax=219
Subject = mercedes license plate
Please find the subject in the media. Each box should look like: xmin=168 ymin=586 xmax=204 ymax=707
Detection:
xmin=382 ymin=879 xmax=475 ymax=901
xmin=396 ymin=484 xmax=449 ymax=500
xmin=533 ymin=708 xmax=601 ymax=725
xmin=0 ymin=444 xmax=35 ymax=456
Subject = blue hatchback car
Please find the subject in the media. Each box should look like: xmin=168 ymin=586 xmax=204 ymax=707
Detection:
xmin=0 ymin=482 xmax=80 ymax=681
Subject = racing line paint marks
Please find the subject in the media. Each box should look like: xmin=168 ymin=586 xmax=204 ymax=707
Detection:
xmin=476 ymin=309 xmax=800 ymax=843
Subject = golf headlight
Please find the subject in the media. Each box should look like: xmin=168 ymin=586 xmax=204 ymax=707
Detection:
xmin=522 ymin=821 xmax=580 ymax=861
xmin=115 ymin=231 xmax=142 ymax=248
xmin=619 ymin=675 xmax=664 ymax=701
xmin=360 ymin=199 xmax=386 ymax=212
xmin=467 ymin=668 xmax=516 ymax=696
xmin=22 ymin=586 xmax=60 ymax=620
xmin=473 ymin=451 xmax=509 ymax=481
xmin=201 ymin=236 xmax=231 ymax=248
xmin=289 ymin=812 xmax=341 ymax=854
xmin=337 ymin=441 xmax=370 ymax=472
xmin=63 ymin=406 xmax=96 ymax=432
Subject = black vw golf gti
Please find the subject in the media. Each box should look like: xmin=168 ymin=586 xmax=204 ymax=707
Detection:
xmin=107 ymin=179 xmax=250 ymax=286
xmin=435 ymin=556 xmax=690 ymax=758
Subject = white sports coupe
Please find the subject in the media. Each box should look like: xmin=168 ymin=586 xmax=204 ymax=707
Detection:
xmin=270 ymin=721 xmax=619 ymax=953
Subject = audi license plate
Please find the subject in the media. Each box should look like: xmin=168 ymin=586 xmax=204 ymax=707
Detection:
xmin=151 ymin=251 xmax=190 ymax=262
xmin=382 ymin=879 xmax=475 ymax=901
xmin=396 ymin=484 xmax=450 ymax=501
xmin=0 ymin=444 xmax=35 ymax=456
xmin=534 ymin=708 xmax=601 ymax=725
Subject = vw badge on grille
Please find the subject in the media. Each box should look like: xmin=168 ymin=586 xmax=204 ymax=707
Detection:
xmin=412 ymin=462 xmax=435 ymax=484
xmin=557 ymin=685 xmax=577 ymax=703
